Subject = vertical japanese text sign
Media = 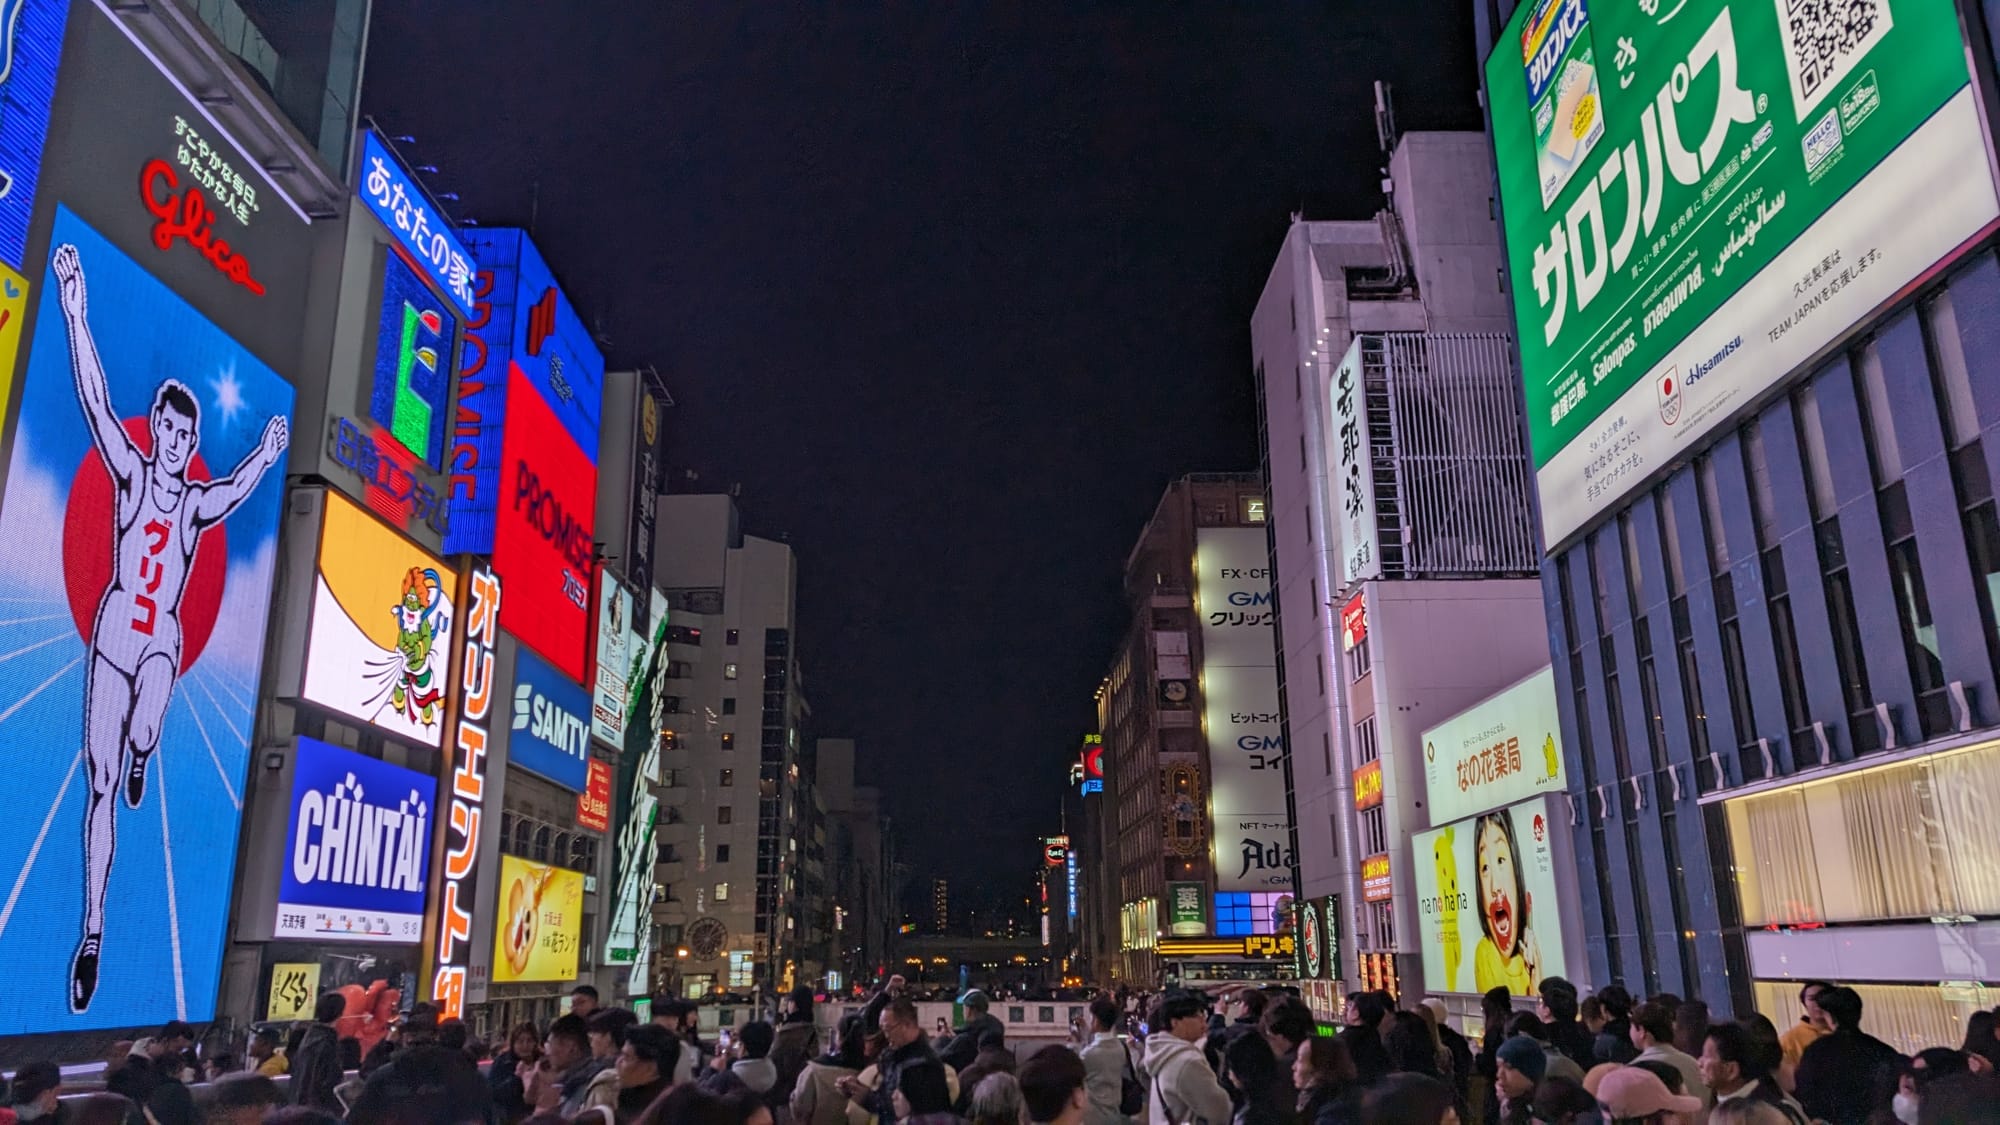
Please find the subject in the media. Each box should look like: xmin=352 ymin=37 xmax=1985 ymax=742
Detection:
xmin=432 ymin=566 xmax=500 ymax=1016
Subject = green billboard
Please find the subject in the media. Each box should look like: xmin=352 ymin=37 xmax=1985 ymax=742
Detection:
xmin=1489 ymin=0 xmax=1997 ymax=546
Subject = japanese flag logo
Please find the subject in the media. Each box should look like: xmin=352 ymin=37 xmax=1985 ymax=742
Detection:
xmin=1657 ymin=366 xmax=1683 ymax=426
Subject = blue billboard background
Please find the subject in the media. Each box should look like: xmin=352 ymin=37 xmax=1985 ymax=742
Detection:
xmin=358 ymin=131 xmax=475 ymax=318
xmin=0 ymin=206 xmax=292 ymax=1032
xmin=277 ymin=737 xmax=434 ymax=944
xmin=508 ymin=641 xmax=591 ymax=792
xmin=371 ymin=250 xmax=457 ymax=468
xmin=445 ymin=228 xmax=603 ymax=554
xmin=0 ymin=0 xmax=71 ymax=270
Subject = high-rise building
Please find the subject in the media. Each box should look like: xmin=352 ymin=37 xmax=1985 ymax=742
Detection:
xmin=1472 ymin=0 xmax=2000 ymax=1041
xmin=932 ymin=879 xmax=951 ymax=932
xmin=655 ymin=494 xmax=823 ymax=996
xmin=1251 ymin=128 xmax=1553 ymax=1015
xmin=818 ymin=738 xmax=896 ymax=990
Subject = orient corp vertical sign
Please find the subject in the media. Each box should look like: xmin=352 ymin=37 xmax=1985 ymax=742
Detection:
xmin=277 ymin=738 xmax=435 ymax=944
xmin=492 ymin=362 xmax=596 ymax=682
xmin=508 ymin=644 xmax=592 ymax=792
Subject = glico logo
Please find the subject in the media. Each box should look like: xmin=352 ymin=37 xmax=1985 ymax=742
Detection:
xmin=513 ymin=681 xmax=589 ymax=761
xmin=512 ymin=462 xmax=590 ymax=607
xmin=141 ymin=159 xmax=264 ymax=295
xmin=291 ymin=772 xmax=429 ymax=894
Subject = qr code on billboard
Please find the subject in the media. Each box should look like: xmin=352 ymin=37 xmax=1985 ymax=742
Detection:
xmin=1776 ymin=0 xmax=1892 ymax=117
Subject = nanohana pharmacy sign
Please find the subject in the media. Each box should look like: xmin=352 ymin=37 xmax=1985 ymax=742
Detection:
xmin=1489 ymin=0 xmax=1998 ymax=547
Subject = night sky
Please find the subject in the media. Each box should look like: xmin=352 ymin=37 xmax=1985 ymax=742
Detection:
xmin=363 ymin=4 xmax=1481 ymax=900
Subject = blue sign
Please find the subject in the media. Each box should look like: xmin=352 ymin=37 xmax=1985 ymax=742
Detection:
xmin=0 ymin=207 xmax=293 ymax=1032
xmin=445 ymin=228 xmax=604 ymax=555
xmin=277 ymin=738 xmax=435 ymax=945
xmin=509 ymin=642 xmax=591 ymax=791
xmin=358 ymin=131 xmax=475 ymax=317
xmin=1082 ymin=779 xmax=1103 ymax=795
xmin=0 ymin=0 xmax=69 ymax=271
xmin=371 ymin=251 xmax=457 ymax=468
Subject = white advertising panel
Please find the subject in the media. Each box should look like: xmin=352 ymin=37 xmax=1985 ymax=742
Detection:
xmin=1412 ymin=795 xmax=1572 ymax=997
xmin=1420 ymin=667 xmax=1566 ymax=825
xmin=1196 ymin=527 xmax=1293 ymax=892
xmin=591 ymin=575 xmax=634 ymax=746
xmin=1329 ymin=338 xmax=1379 ymax=585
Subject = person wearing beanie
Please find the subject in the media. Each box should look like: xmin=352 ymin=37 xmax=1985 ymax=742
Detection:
xmin=771 ymin=986 xmax=822 ymax=1106
xmin=1595 ymin=1065 xmax=1703 ymax=1122
xmin=1494 ymin=1036 xmax=1547 ymax=1125
xmin=942 ymin=990 xmax=1006 ymax=1073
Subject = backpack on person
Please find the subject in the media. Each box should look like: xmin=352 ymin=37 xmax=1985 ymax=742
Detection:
xmin=1119 ymin=1041 xmax=1146 ymax=1117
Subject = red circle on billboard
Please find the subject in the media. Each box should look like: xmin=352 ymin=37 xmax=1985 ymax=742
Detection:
xmin=62 ymin=418 xmax=227 ymax=673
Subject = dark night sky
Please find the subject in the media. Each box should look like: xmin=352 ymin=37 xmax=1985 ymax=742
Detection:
xmin=362 ymin=4 xmax=1481 ymax=896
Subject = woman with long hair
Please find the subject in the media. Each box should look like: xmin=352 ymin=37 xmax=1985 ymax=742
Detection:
xmin=1295 ymin=1037 xmax=1360 ymax=1125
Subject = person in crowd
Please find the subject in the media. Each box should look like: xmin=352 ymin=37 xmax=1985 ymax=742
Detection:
xmin=1581 ymin=999 xmax=1608 ymax=1039
xmin=1021 ymin=1047 xmax=1091 ymax=1125
xmin=894 ymin=1060 xmax=964 ymax=1125
xmin=247 ymin=1025 xmax=288 ymax=1077
xmin=544 ymin=1012 xmax=616 ymax=1119
xmin=349 ymin=1045 xmax=491 ymax=1125
xmin=591 ymin=1010 xmax=642 ymax=1063
xmin=492 ymin=1022 xmax=544 ymax=1123
xmin=1706 ymin=1103 xmax=1788 ymax=1125
xmin=1539 ymin=980 xmax=1596 ymax=1069
xmin=1339 ymin=992 xmax=1392 ymax=1087
xmin=944 ymin=992 xmax=1009 ymax=1073
xmin=774 ymin=988 xmax=824 ymax=1104
xmin=1777 ymin=983 xmax=1831 ymax=1071
xmin=362 ymin=1004 xmax=439 ymax=1078
xmin=1222 ymin=1032 xmax=1290 ymax=1125
xmin=1142 ymin=992 xmax=1232 ymax=1125
xmin=840 ymin=999 xmax=940 ymax=1124
xmin=291 ymin=991 xmax=349 ymax=1112
xmin=1793 ymin=987 xmax=1900 ymax=1125
xmin=1885 ymin=1049 xmax=1969 ymax=1125
xmin=1958 ymin=1010 xmax=2000 ymax=1074
xmin=1493 ymin=1037 xmax=1546 ymax=1125
xmin=797 ymin=1014 xmax=869 ymax=1125
xmin=635 ymin=1087 xmax=738 ymax=1125
xmin=1294 ymin=1036 xmax=1359 ymax=1125
xmin=957 ymin=1031 xmax=1019 ymax=1109
xmin=711 ymin=1020 xmax=781 ymax=1097
xmin=1527 ymin=1077 xmax=1596 ymax=1125
xmin=1735 ymin=1015 xmax=1792 ymax=1095
xmin=1387 ymin=1012 xmax=1445 ymax=1080
xmin=1698 ymin=1023 xmax=1804 ymax=1124
xmin=1592 ymin=988 xmax=1639 ymax=1066
xmin=144 ymin=1076 xmax=199 ymax=1125
xmin=202 ymin=1054 xmax=239 ymax=1082
xmin=65 ymin=1096 xmax=133 ymax=1125
xmin=609 ymin=1025 xmax=679 ymax=1125
xmin=1211 ymin=990 xmax=1273 ymax=1076
xmin=1504 ymin=1014 xmax=1585 ymax=1087
xmin=1596 ymin=1065 xmax=1702 ymax=1125
xmin=572 ymin=986 xmax=602 ymax=1020
xmin=863 ymin=976 xmax=910 ymax=1035
xmin=724 ymin=1087 xmax=778 ymax=1125
xmin=1672 ymin=1003 xmax=1712 ymax=1061
xmin=5 ymin=1062 xmax=61 ymax=1124
xmin=1361 ymin=1073 xmax=1459 ymax=1125
xmin=1420 ymin=1000 xmax=1476 ymax=1109
xmin=130 ymin=1020 xmax=197 ymax=1081
xmin=1629 ymin=1001 xmax=1708 ymax=1108
xmin=206 ymin=1073 xmax=283 ymax=1125
xmin=966 ymin=1073 xmax=1028 ymax=1125
xmin=655 ymin=998 xmax=711 ymax=1085
xmin=1911 ymin=1071 xmax=2000 ymax=1125
xmin=1259 ymin=995 xmax=1315 ymax=1113
xmin=1478 ymin=988 xmax=1514 ymax=1125
xmin=1080 ymin=996 xmax=1137 ymax=1125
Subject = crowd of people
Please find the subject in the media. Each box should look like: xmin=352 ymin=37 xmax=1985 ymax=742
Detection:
xmin=2 ymin=977 xmax=1996 ymax=1125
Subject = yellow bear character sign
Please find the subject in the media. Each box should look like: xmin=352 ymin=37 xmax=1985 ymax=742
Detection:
xmin=1433 ymin=825 xmax=1461 ymax=989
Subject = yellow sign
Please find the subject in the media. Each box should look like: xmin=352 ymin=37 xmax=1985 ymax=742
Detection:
xmin=266 ymin=962 xmax=321 ymax=1021
xmin=492 ymin=854 xmax=585 ymax=983
xmin=0 ymin=264 xmax=26 ymax=429
xmin=1353 ymin=761 xmax=1383 ymax=811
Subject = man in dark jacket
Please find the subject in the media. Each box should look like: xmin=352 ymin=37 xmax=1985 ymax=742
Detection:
xmin=290 ymin=992 xmax=350 ymax=1111
xmin=1590 ymin=987 xmax=1639 ymax=1065
xmin=839 ymin=999 xmax=937 ymax=1120
xmin=1206 ymin=989 xmax=1270 ymax=1080
xmin=1337 ymin=992 xmax=1391 ymax=1086
xmin=770 ymin=987 xmax=821 ymax=1106
xmin=862 ymin=974 xmax=908 ymax=1033
xmin=940 ymin=990 xmax=1006 ymax=1072
xmin=1534 ymin=979 xmax=1595 ymax=1069
xmin=1794 ymin=987 xmax=1901 ymax=1125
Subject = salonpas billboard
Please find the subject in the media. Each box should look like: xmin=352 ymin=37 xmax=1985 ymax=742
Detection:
xmin=1490 ymin=0 xmax=1998 ymax=547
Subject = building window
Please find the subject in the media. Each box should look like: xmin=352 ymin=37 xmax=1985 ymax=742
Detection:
xmin=1370 ymin=901 xmax=1395 ymax=948
xmin=714 ymin=883 xmax=730 ymax=902
xmin=1354 ymin=716 xmax=1378 ymax=764
xmin=1856 ymin=339 xmax=1903 ymax=485
xmin=1925 ymin=290 xmax=1981 ymax=447
xmin=721 ymin=733 xmax=735 ymax=751
xmin=718 ymin=807 xmax=733 ymax=825
xmin=668 ymin=626 xmax=703 ymax=646
xmin=1316 ymin=655 xmax=1326 ymax=696
xmin=720 ymin=769 xmax=734 ymax=787
xmin=726 ymin=629 xmax=740 ymax=646
xmin=724 ymin=663 xmax=739 ymax=680
xmin=1360 ymin=806 xmax=1387 ymax=854
xmin=1795 ymin=381 xmax=1879 ymax=753
xmin=1240 ymin=495 xmax=1266 ymax=524
xmin=1310 ymin=577 xmax=1319 ymax=619
xmin=1347 ymin=638 xmax=1371 ymax=681
xmin=1321 ymin=731 xmax=1332 ymax=775
xmin=722 ymin=698 xmax=737 ymax=715
xmin=716 ymin=844 xmax=731 ymax=863
xmin=1745 ymin=421 xmax=1812 ymax=754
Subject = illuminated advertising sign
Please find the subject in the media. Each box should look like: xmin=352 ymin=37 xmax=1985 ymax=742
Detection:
xmin=1341 ymin=594 xmax=1367 ymax=651
xmin=277 ymin=737 xmax=435 ymax=944
xmin=1330 ymin=338 xmax=1379 ymax=585
xmin=1421 ymin=667 xmax=1566 ymax=825
xmin=370 ymin=251 xmax=458 ymax=470
xmin=1215 ymin=891 xmax=1294 ymax=937
xmin=0 ymin=0 xmax=68 ymax=270
xmin=624 ymin=374 xmax=668 ymax=620
xmin=358 ymin=131 xmax=475 ymax=318
xmin=1044 ymin=836 xmax=1068 ymax=867
xmin=492 ymin=362 xmax=595 ymax=681
xmin=607 ymin=589 xmax=666 ymax=978
xmin=1197 ymin=527 xmax=1292 ymax=892
xmin=1080 ymin=734 xmax=1103 ymax=796
xmin=508 ymin=644 xmax=591 ymax=792
xmin=0 ymin=259 xmax=30 ymax=442
xmin=1353 ymin=760 xmax=1384 ymax=811
xmin=327 ymin=416 xmax=449 ymax=538
xmin=491 ymin=855 xmax=584 ymax=983
xmin=447 ymin=228 xmax=604 ymax=556
xmin=1299 ymin=899 xmax=1324 ymax=978
xmin=0 ymin=207 xmax=292 ymax=1032
xmin=432 ymin=566 xmax=500 ymax=1018
xmin=575 ymin=759 xmax=612 ymax=833
xmin=1362 ymin=854 xmax=1394 ymax=903
xmin=1413 ymin=795 xmax=1572 ymax=997
xmin=1167 ymin=881 xmax=1206 ymax=937
xmin=1067 ymin=847 xmax=1078 ymax=920
xmin=143 ymin=127 xmax=265 ymax=296
xmin=1489 ymin=0 xmax=1998 ymax=547
xmin=1359 ymin=951 xmax=1399 ymax=998
xmin=591 ymin=572 xmax=634 ymax=746
xmin=298 ymin=492 xmax=458 ymax=747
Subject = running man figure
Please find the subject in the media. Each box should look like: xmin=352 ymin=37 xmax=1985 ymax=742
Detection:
xmin=53 ymin=243 xmax=288 ymax=1013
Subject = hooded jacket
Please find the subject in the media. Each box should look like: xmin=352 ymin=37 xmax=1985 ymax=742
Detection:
xmin=289 ymin=1023 xmax=345 ymax=1111
xmin=1142 ymin=1033 xmax=1231 ymax=1125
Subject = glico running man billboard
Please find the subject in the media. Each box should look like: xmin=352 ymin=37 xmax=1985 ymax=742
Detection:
xmin=0 ymin=207 xmax=292 ymax=1032
xmin=296 ymin=491 xmax=458 ymax=747
xmin=277 ymin=737 xmax=435 ymax=945
xmin=1490 ymin=0 xmax=2000 ymax=546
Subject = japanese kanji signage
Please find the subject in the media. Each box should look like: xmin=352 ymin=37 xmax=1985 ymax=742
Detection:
xmin=1196 ymin=528 xmax=1292 ymax=892
xmin=432 ymin=567 xmax=500 ymax=1017
xmin=1488 ymin=0 xmax=1997 ymax=547
xmin=1331 ymin=337 xmax=1378 ymax=585
xmin=1421 ymin=667 xmax=1566 ymax=825
xmin=359 ymin=132 xmax=475 ymax=318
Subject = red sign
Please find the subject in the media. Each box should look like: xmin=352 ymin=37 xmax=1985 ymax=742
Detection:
xmin=492 ymin=362 xmax=595 ymax=682
xmin=1341 ymin=594 xmax=1367 ymax=652
xmin=1352 ymin=760 xmax=1383 ymax=811
xmin=1083 ymin=736 xmax=1104 ymax=779
xmin=1361 ymin=853 xmax=1393 ymax=903
xmin=140 ymin=159 xmax=265 ymax=295
xmin=576 ymin=759 xmax=612 ymax=832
